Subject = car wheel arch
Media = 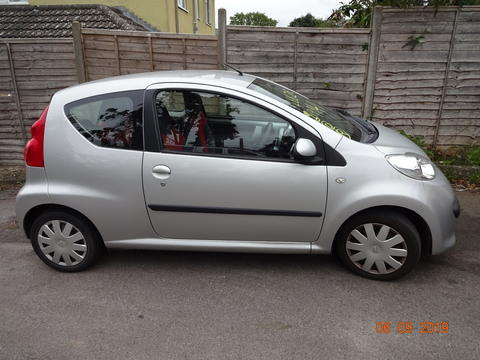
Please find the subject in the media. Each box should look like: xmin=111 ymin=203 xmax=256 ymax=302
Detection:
xmin=23 ymin=203 xmax=105 ymax=247
xmin=331 ymin=205 xmax=432 ymax=257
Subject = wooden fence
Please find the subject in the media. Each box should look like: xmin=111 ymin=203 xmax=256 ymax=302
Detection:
xmin=0 ymin=27 xmax=219 ymax=166
xmin=367 ymin=6 xmax=480 ymax=146
xmin=222 ymin=6 xmax=480 ymax=146
xmin=224 ymin=26 xmax=370 ymax=117
xmin=1 ymin=6 xmax=479 ymax=167
xmin=79 ymin=28 xmax=219 ymax=81
xmin=0 ymin=39 xmax=77 ymax=166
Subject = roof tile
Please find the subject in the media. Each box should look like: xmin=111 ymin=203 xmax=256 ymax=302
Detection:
xmin=0 ymin=4 xmax=148 ymax=38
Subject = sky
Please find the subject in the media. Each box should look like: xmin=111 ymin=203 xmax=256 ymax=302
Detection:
xmin=215 ymin=0 xmax=344 ymax=27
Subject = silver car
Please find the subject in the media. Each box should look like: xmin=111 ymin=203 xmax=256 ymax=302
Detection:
xmin=16 ymin=70 xmax=459 ymax=280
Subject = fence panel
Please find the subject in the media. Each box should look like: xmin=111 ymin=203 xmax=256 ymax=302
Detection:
xmin=0 ymin=42 xmax=22 ymax=166
xmin=226 ymin=26 xmax=370 ymax=116
xmin=370 ymin=6 xmax=479 ymax=145
xmin=442 ymin=7 xmax=480 ymax=145
xmin=371 ymin=7 xmax=456 ymax=143
xmin=0 ymin=39 xmax=77 ymax=166
xmin=81 ymin=28 xmax=219 ymax=81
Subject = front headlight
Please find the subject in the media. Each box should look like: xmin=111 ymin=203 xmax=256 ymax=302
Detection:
xmin=386 ymin=153 xmax=435 ymax=180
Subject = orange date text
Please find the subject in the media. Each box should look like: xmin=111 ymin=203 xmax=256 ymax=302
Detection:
xmin=375 ymin=321 xmax=449 ymax=334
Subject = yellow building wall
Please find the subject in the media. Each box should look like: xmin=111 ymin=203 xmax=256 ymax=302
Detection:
xmin=176 ymin=0 xmax=215 ymax=34
xmin=30 ymin=0 xmax=215 ymax=35
xmin=197 ymin=0 xmax=215 ymax=34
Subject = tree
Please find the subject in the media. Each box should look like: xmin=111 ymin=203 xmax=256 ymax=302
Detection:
xmin=329 ymin=0 xmax=480 ymax=28
xmin=230 ymin=12 xmax=278 ymax=26
xmin=289 ymin=13 xmax=335 ymax=27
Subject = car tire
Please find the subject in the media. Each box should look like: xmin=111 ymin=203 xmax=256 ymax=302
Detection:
xmin=30 ymin=211 xmax=103 ymax=272
xmin=334 ymin=210 xmax=421 ymax=280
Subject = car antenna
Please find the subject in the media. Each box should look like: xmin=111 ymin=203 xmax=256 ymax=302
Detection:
xmin=224 ymin=63 xmax=243 ymax=76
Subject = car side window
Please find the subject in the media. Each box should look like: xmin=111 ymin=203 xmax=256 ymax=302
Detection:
xmin=64 ymin=90 xmax=144 ymax=151
xmin=155 ymin=90 xmax=297 ymax=160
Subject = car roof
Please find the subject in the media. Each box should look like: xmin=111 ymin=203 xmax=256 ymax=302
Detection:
xmin=56 ymin=70 xmax=258 ymax=103
xmin=90 ymin=70 xmax=255 ymax=90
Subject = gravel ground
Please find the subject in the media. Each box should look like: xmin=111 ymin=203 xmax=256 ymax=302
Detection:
xmin=0 ymin=186 xmax=479 ymax=360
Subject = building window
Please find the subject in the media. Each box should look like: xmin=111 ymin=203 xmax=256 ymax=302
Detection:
xmin=205 ymin=0 xmax=211 ymax=25
xmin=178 ymin=0 xmax=187 ymax=10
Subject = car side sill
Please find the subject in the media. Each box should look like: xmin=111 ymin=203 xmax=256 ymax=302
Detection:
xmin=105 ymin=239 xmax=314 ymax=254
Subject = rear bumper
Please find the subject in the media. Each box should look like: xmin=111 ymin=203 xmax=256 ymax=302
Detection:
xmin=15 ymin=166 xmax=50 ymax=238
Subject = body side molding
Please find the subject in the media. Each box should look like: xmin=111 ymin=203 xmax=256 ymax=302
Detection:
xmin=148 ymin=204 xmax=323 ymax=217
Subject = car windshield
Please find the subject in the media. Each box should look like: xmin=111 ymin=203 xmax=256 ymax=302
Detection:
xmin=247 ymin=78 xmax=378 ymax=143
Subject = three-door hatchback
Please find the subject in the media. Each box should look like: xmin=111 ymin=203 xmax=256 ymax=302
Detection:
xmin=16 ymin=70 xmax=459 ymax=280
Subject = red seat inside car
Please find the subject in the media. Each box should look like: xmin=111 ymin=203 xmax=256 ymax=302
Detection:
xmin=160 ymin=92 xmax=209 ymax=152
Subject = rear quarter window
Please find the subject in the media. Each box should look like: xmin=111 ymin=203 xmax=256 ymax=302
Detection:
xmin=64 ymin=90 xmax=144 ymax=150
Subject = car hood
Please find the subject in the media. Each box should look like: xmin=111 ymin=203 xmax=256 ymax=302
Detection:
xmin=371 ymin=123 xmax=427 ymax=157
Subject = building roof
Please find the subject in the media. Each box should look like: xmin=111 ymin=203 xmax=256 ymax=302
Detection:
xmin=0 ymin=4 xmax=151 ymax=38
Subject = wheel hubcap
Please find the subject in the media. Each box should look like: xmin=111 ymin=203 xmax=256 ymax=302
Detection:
xmin=346 ymin=223 xmax=408 ymax=275
xmin=37 ymin=220 xmax=87 ymax=266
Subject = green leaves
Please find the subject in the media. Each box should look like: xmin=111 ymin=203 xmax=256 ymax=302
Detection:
xmin=328 ymin=0 xmax=480 ymax=28
xmin=230 ymin=12 xmax=278 ymax=27
xmin=402 ymin=35 xmax=425 ymax=50
xmin=328 ymin=0 xmax=376 ymax=28
xmin=289 ymin=13 xmax=335 ymax=27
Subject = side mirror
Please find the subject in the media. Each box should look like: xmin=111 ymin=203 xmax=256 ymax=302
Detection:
xmin=292 ymin=138 xmax=316 ymax=161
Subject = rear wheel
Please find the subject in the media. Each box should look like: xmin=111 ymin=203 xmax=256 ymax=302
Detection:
xmin=334 ymin=211 xmax=421 ymax=280
xmin=30 ymin=211 xmax=102 ymax=272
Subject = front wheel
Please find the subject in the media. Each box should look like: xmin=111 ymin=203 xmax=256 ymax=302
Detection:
xmin=334 ymin=211 xmax=421 ymax=280
xmin=30 ymin=211 xmax=103 ymax=272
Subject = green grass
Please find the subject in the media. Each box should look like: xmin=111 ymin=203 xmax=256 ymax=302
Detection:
xmin=468 ymin=173 xmax=480 ymax=185
xmin=399 ymin=131 xmax=480 ymax=166
xmin=398 ymin=132 xmax=480 ymax=187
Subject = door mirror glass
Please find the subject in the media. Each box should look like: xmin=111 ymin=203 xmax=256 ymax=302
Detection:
xmin=293 ymin=138 xmax=316 ymax=160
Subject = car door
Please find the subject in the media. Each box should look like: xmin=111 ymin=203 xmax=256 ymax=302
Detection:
xmin=142 ymin=84 xmax=328 ymax=242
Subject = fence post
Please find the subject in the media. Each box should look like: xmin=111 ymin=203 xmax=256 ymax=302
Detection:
xmin=432 ymin=7 xmax=460 ymax=148
xmin=72 ymin=21 xmax=86 ymax=83
xmin=148 ymin=34 xmax=154 ymax=71
xmin=182 ymin=38 xmax=187 ymax=69
xmin=113 ymin=34 xmax=121 ymax=75
xmin=217 ymin=8 xmax=227 ymax=69
xmin=293 ymin=31 xmax=299 ymax=91
xmin=362 ymin=7 xmax=383 ymax=119
xmin=6 ymin=42 xmax=27 ymax=144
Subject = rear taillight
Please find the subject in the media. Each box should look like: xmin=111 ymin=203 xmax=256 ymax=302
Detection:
xmin=24 ymin=105 xmax=49 ymax=167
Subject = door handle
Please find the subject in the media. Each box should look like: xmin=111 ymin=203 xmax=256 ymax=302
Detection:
xmin=152 ymin=165 xmax=171 ymax=180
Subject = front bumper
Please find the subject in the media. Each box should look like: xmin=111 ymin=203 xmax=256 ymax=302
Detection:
xmin=453 ymin=197 xmax=461 ymax=218
xmin=420 ymin=172 xmax=458 ymax=255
